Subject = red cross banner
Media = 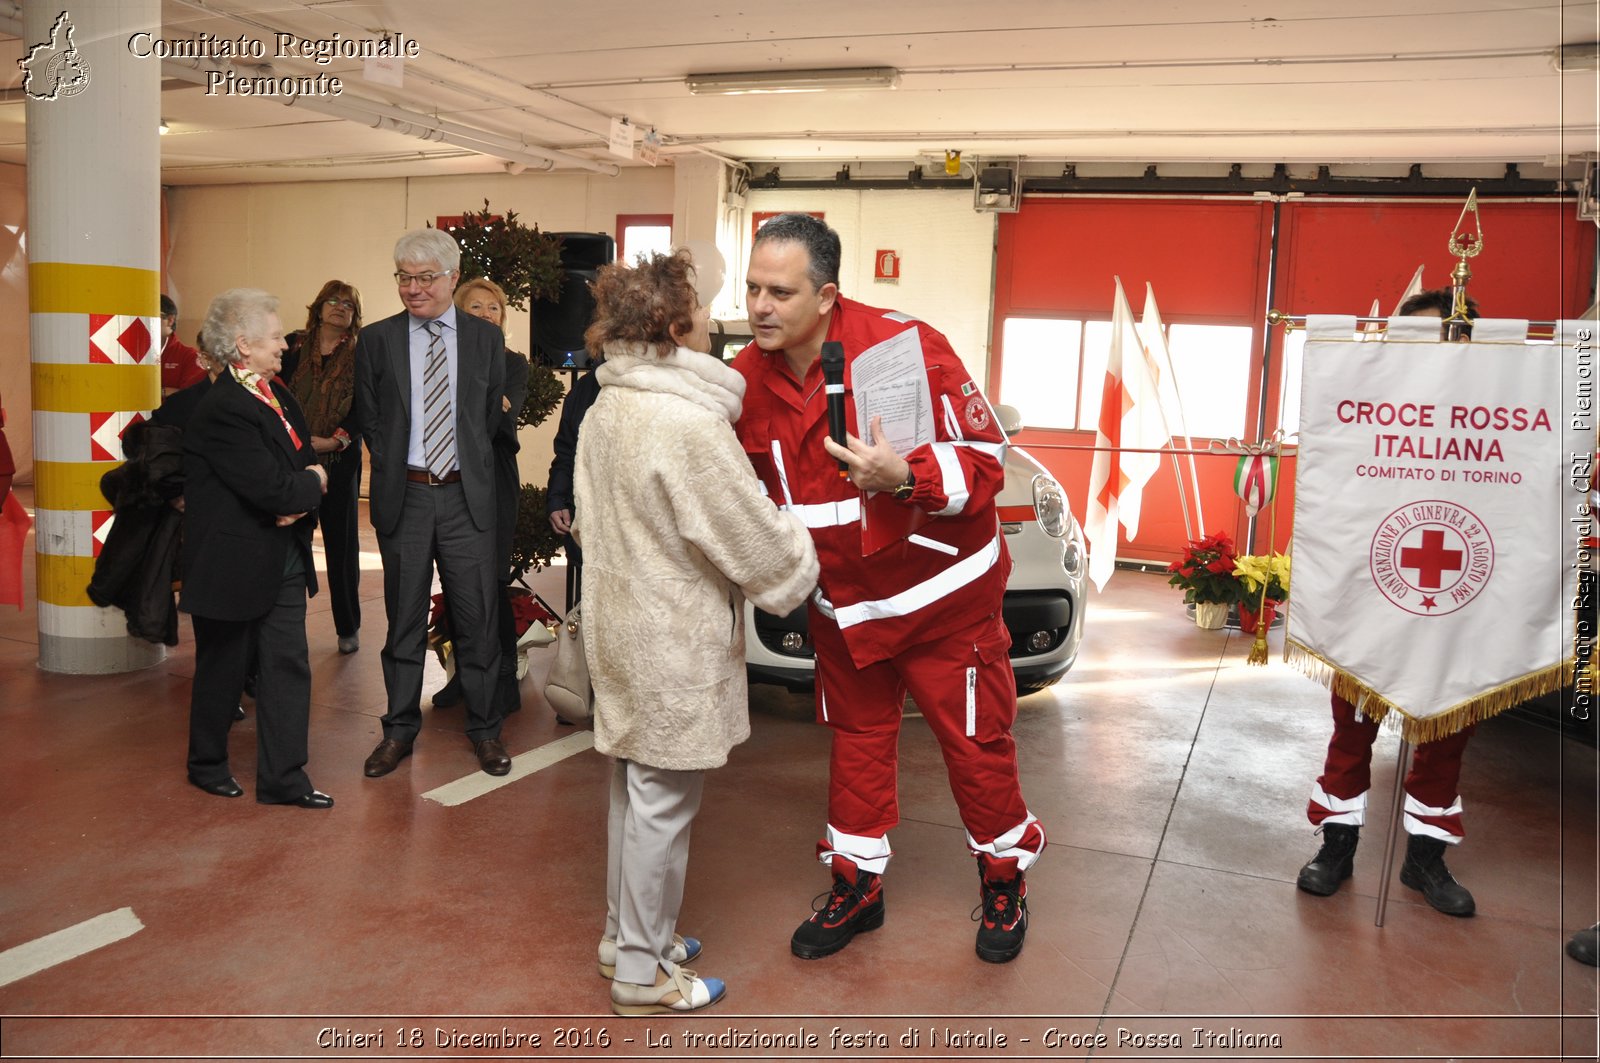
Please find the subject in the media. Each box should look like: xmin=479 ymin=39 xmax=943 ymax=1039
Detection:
xmin=1286 ymin=314 xmax=1591 ymax=742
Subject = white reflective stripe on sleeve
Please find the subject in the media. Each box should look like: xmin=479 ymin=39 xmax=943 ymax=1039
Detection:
xmin=812 ymin=586 xmax=836 ymax=620
xmin=930 ymin=442 xmax=969 ymax=516
xmin=908 ymin=533 xmax=958 ymax=556
xmin=948 ymin=439 xmax=1008 ymax=462
xmin=1310 ymin=783 xmax=1367 ymax=826
xmin=821 ymin=824 xmax=894 ymax=873
xmin=1402 ymin=793 xmax=1464 ymax=842
xmin=770 ymin=439 xmax=794 ymax=505
xmin=833 ymin=535 xmax=1002 ymax=629
xmin=882 ymin=311 xmax=918 ymax=323
xmin=941 ymin=394 xmax=963 ymax=440
xmin=965 ymin=666 xmax=977 ymax=736
xmin=784 ymin=496 xmax=861 ymax=529
xmin=965 ymin=813 xmax=1044 ymax=871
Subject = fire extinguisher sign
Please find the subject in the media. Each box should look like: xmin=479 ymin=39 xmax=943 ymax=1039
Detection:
xmin=874 ymin=249 xmax=900 ymax=282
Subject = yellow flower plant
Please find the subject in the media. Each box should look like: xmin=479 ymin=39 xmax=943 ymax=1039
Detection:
xmin=1233 ymin=552 xmax=1290 ymax=602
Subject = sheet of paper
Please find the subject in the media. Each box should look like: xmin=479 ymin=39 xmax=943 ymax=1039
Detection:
xmin=850 ymin=327 xmax=932 ymax=455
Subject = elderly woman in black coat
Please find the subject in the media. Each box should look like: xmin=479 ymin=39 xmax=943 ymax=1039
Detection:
xmin=180 ymin=288 xmax=331 ymax=808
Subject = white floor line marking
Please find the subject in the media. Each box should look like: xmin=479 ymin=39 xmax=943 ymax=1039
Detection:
xmin=0 ymin=907 xmax=144 ymax=988
xmin=422 ymin=730 xmax=596 ymax=806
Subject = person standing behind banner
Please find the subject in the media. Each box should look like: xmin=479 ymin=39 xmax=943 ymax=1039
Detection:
xmin=159 ymin=294 xmax=207 ymax=397
xmin=180 ymin=288 xmax=331 ymax=808
xmin=282 ymin=280 xmax=364 ymax=656
xmin=576 ymin=250 xmax=817 ymax=1015
xmin=356 ymin=228 xmax=511 ymax=779
xmin=1297 ymin=287 xmax=1482 ymax=916
xmin=731 ymin=213 xmax=1045 ymax=965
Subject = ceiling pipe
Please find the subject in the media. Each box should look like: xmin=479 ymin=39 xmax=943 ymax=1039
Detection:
xmin=154 ymin=57 xmax=624 ymax=175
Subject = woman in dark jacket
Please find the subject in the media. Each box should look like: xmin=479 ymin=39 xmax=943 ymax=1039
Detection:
xmin=281 ymin=280 xmax=363 ymax=655
xmin=181 ymin=288 xmax=331 ymax=808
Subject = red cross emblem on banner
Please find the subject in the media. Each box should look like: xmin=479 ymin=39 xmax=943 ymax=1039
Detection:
xmin=1369 ymin=500 xmax=1494 ymax=617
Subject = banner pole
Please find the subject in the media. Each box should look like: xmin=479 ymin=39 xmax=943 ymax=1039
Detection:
xmin=1373 ymin=738 xmax=1413 ymax=927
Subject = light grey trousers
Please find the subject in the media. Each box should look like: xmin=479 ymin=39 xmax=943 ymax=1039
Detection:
xmin=604 ymin=757 xmax=705 ymax=986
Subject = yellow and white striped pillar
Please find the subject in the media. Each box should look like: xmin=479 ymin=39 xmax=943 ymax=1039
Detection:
xmin=26 ymin=0 xmax=163 ymax=673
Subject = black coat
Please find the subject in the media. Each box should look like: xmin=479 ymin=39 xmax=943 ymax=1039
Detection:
xmin=86 ymin=419 xmax=188 ymax=645
xmin=178 ymin=371 xmax=324 ymax=622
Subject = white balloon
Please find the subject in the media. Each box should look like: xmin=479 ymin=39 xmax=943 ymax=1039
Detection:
xmin=674 ymin=239 xmax=726 ymax=305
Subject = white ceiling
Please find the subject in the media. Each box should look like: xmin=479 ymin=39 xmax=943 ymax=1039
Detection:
xmin=2 ymin=0 xmax=1597 ymax=184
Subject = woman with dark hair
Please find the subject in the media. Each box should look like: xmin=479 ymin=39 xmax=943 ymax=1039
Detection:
xmin=283 ymin=280 xmax=364 ymax=655
xmin=575 ymin=251 xmax=817 ymax=1015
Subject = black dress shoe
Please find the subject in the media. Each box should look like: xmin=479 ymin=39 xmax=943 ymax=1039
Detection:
xmin=189 ymin=775 xmax=243 ymax=798
xmin=364 ymin=738 xmax=413 ymax=777
xmin=232 ymin=704 xmax=246 ymax=722
xmin=474 ymin=738 xmax=512 ymax=776
xmin=289 ymin=790 xmax=334 ymax=809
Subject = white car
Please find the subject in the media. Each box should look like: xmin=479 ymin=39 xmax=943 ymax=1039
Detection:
xmin=744 ymin=406 xmax=1087 ymax=694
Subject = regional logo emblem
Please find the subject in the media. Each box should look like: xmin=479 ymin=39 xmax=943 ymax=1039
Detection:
xmin=19 ymin=12 xmax=91 ymax=101
xmin=1368 ymin=499 xmax=1493 ymax=616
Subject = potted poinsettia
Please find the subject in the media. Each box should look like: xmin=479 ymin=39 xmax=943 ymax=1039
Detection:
xmin=1167 ymin=531 xmax=1242 ymax=629
xmin=1232 ymin=552 xmax=1291 ymax=634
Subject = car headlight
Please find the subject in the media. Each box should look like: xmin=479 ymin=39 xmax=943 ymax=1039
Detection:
xmin=1031 ymin=474 xmax=1068 ymax=539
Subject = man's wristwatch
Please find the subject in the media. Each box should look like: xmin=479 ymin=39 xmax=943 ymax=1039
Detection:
xmin=893 ymin=468 xmax=917 ymax=501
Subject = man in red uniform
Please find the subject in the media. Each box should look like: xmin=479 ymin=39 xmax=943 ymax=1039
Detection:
xmin=731 ymin=214 xmax=1044 ymax=964
xmin=159 ymin=294 xmax=207 ymax=396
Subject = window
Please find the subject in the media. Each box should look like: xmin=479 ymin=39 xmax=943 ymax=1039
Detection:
xmin=998 ymin=317 xmax=1084 ymax=429
xmin=1163 ymin=324 xmax=1254 ymax=439
xmin=616 ymin=214 xmax=673 ymax=266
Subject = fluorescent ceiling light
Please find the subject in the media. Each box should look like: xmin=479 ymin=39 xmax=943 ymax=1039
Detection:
xmin=685 ymin=67 xmax=900 ymax=95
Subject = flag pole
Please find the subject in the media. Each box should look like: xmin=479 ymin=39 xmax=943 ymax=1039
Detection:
xmin=1373 ymin=739 xmax=1414 ymax=927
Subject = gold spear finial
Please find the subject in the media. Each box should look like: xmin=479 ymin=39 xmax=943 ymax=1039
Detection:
xmin=1444 ymin=188 xmax=1482 ymax=338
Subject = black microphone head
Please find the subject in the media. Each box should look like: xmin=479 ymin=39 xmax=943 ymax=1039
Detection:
xmin=820 ymin=341 xmax=845 ymax=377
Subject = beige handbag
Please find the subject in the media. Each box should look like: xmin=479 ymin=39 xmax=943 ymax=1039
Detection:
xmin=543 ymin=604 xmax=593 ymax=723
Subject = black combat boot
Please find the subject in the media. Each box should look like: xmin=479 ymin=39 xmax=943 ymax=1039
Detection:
xmin=1399 ymin=834 xmax=1475 ymax=916
xmin=1296 ymin=823 xmax=1359 ymax=896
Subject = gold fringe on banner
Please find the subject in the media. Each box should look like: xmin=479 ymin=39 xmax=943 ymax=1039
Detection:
xmin=1284 ymin=639 xmax=1576 ymax=744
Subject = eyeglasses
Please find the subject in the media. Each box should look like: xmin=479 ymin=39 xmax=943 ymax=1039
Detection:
xmin=393 ymin=270 xmax=453 ymax=288
xmin=324 ymin=298 xmax=357 ymax=310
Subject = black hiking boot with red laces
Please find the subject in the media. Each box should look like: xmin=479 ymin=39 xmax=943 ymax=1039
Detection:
xmin=790 ymin=861 xmax=885 ymax=960
xmin=974 ymin=872 xmax=1028 ymax=963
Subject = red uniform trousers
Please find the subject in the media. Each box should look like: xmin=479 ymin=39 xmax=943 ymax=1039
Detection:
xmin=809 ymin=607 xmax=1045 ymax=880
xmin=1306 ymin=692 xmax=1473 ymax=843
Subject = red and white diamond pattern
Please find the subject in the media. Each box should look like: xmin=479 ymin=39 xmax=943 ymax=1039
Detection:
xmin=91 ymin=511 xmax=114 ymax=558
xmin=89 ymin=314 xmax=155 ymax=365
xmin=89 ymin=410 xmax=145 ymax=462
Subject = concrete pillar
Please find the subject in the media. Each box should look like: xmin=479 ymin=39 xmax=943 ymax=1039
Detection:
xmin=25 ymin=1 xmax=163 ymax=673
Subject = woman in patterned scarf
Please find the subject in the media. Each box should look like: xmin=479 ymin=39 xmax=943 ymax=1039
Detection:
xmin=283 ymin=280 xmax=363 ymax=656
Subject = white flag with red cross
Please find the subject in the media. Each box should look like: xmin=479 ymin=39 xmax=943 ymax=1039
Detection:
xmin=1285 ymin=314 xmax=1588 ymax=741
xmin=1084 ymin=278 xmax=1167 ymax=591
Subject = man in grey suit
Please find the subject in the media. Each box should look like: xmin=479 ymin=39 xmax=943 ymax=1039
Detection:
xmin=356 ymin=228 xmax=512 ymax=777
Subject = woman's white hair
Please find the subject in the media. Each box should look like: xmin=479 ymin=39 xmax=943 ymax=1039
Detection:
xmin=393 ymin=228 xmax=461 ymax=272
xmin=200 ymin=288 xmax=279 ymax=367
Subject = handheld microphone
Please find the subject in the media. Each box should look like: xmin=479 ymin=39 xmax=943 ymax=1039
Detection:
xmin=820 ymin=341 xmax=848 ymax=477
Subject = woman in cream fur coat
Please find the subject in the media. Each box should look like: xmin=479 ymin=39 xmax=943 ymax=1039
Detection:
xmin=573 ymin=251 xmax=818 ymax=1016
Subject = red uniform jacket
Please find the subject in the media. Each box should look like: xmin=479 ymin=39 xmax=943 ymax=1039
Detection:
xmin=161 ymin=336 xmax=207 ymax=393
xmin=732 ymin=295 xmax=1010 ymax=668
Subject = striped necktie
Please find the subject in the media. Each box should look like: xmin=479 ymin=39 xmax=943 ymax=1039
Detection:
xmin=422 ymin=320 xmax=456 ymax=478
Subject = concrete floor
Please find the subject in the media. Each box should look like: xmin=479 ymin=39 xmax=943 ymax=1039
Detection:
xmin=0 ymin=489 xmax=1595 ymax=1061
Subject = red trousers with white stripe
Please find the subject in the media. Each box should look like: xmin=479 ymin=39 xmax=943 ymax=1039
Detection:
xmin=1306 ymin=693 xmax=1474 ymax=843
xmin=809 ymin=608 xmax=1044 ymax=879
